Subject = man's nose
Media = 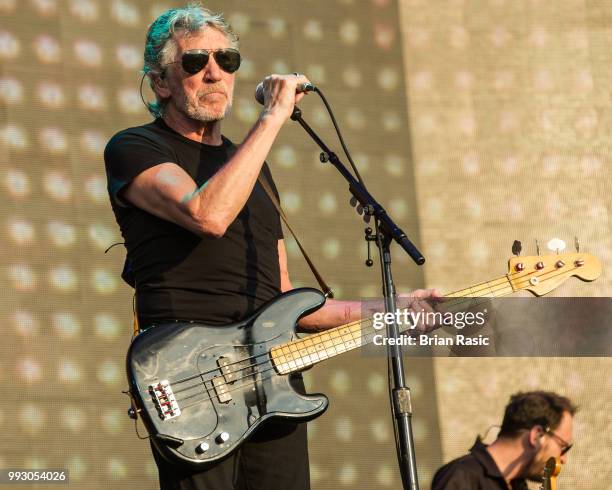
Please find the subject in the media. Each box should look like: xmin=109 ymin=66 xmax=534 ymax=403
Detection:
xmin=203 ymin=55 xmax=223 ymax=82
xmin=560 ymin=453 xmax=568 ymax=465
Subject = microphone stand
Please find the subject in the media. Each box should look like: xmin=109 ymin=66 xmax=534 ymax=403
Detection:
xmin=290 ymin=106 xmax=425 ymax=490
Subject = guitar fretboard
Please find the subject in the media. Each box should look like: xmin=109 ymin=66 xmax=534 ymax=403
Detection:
xmin=444 ymin=275 xmax=513 ymax=298
xmin=270 ymin=275 xmax=513 ymax=374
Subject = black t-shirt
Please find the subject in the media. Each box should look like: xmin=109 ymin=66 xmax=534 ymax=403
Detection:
xmin=104 ymin=118 xmax=283 ymax=326
xmin=432 ymin=438 xmax=528 ymax=490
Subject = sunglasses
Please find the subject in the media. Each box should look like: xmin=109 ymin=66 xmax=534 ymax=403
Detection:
xmin=167 ymin=48 xmax=241 ymax=75
xmin=544 ymin=428 xmax=573 ymax=456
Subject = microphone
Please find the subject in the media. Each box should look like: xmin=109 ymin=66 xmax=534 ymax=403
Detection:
xmin=254 ymin=81 xmax=316 ymax=105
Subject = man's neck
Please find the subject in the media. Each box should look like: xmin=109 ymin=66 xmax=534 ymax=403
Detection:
xmin=162 ymin=107 xmax=223 ymax=146
xmin=486 ymin=438 xmax=529 ymax=486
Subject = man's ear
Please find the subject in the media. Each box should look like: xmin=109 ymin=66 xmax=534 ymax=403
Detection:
xmin=154 ymin=71 xmax=166 ymax=85
xmin=528 ymin=425 xmax=544 ymax=448
xmin=152 ymin=72 xmax=171 ymax=98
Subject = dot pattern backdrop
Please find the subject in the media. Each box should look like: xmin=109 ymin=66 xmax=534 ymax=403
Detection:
xmin=0 ymin=0 xmax=610 ymax=489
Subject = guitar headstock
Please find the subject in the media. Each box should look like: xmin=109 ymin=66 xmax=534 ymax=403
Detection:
xmin=540 ymin=456 xmax=561 ymax=490
xmin=507 ymin=252 xmax=601 ymax=296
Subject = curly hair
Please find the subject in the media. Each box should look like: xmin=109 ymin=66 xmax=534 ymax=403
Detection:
xmin=498 ymin=391 xmax=578 ymax=438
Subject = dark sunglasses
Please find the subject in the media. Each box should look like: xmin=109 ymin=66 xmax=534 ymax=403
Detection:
xmin=544 ymin=427 xmax=573 ymax=456
xmin=166 ymin=48 xmax=241 ymax=75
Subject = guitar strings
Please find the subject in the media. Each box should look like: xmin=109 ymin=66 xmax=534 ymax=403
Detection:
xmin=280 ymin=263 xmax=584 ymax=364
xmin=171 ymin=322 xmax=372 ymax=407
xmin=178 ymin=284 xmax=514 ymax=411
xmin=161 ymin=262 xmax=571 ymax=389
xmin=171 ymin=355 xmax=271 ymax=398
xmin=179 ymin=318 xmax=373 ymax=410
xmin=167 ymin=265 xmax=581 ymax=412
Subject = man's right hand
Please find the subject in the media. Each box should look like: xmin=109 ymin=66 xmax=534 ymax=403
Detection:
xmin=260 ymin=73 xmax=311 ymax=122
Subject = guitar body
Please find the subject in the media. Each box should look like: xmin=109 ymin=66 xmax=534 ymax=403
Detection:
xmin=126 ymin=288 xmax=329 ymax=467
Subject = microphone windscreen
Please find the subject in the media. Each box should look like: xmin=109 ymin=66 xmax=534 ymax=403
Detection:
xmin=254 ymin=81 xmax=316 ymax=105
xmin=254 ymin=82 xmax=265 ymax=105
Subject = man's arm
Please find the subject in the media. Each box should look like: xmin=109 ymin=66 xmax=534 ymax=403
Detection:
xmin=121 ymin=74 xmax=310 ymax=237
xmin=278 ymin=240 xmax=441 ymax=332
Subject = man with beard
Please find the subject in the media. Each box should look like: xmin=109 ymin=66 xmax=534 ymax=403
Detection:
xmin=105 ymin=3 xmax=439 ymax=489
xmin=432 ymin=391 xmax=576 ymax=490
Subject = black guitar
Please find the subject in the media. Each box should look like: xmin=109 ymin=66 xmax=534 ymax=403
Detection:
xmin=126 ymin=252 xmax=600 ymax=466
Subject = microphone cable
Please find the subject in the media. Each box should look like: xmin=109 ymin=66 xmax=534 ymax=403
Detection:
xmin=310 ymin=87 xmax=366 ymax=187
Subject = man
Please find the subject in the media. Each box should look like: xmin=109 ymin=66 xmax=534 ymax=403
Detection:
xmin=104 ymin=4 xmax=438 ymax=490
xmin=432 ymin=391 xmax=577 ymax=490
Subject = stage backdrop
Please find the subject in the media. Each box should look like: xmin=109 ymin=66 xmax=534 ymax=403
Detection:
xmin=398 ymin=1 xmax=611 ymax=488
xmin=0 ymin=0 xmax=609 ymax=489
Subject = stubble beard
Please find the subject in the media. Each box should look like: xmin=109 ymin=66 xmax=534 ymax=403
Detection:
xmin=180 ymin=85 xmax=233 ymax=123
xmin=524 ymin=452 xmax=548 ymax=483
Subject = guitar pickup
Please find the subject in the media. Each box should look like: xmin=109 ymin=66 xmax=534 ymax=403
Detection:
xmin=149 ymin=380 xmax=181 ymax=421
xmin=217 ymin=357 xmax=236 ymax=383
xmin=212 ymin=376 xmax=232 ymax=403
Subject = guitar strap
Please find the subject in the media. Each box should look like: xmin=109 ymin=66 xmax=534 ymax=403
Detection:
xmin=257 ymin=172 xmax=334 ymax=299
xmin=132 ymin=293 xmax=139 ymax=337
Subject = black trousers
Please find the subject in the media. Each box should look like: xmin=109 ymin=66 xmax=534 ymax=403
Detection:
xmin=150 ymin=376 xmax=310 ymax=490
xmin=151 ymin=420 xmax=310 ymax=490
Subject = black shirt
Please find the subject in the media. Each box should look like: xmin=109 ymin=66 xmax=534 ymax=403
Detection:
xmin=104 ymin=118 xmax=283 ymax=326
xmin=432 ymin=438 xmax=528 ymax=490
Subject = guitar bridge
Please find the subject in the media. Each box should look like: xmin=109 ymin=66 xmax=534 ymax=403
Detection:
xmin=149 ymin=380 xmax=181 ymax=421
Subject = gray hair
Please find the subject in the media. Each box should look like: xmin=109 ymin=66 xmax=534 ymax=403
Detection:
xmin=143 ymin=2 xmax=239 ymax=118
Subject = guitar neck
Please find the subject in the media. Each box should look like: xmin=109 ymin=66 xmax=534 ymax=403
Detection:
xmin=444 ymin=275 xmax=513 ymax=298
xmin=270 ymin=275 xmax=513 ymax=375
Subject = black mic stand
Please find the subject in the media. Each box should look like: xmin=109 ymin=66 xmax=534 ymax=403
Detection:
xmin=290 ymin=107 xmax=425 ymax=490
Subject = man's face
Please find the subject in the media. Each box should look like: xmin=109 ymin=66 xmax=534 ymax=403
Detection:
xmin=524 ymin=411 xmax=574 ymax=482
xmin=164 ymin=27 xmax=235 ymax=123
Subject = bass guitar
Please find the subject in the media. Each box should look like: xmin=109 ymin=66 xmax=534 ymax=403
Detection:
xmin=126 ymin=252 xmax=600 ymax=466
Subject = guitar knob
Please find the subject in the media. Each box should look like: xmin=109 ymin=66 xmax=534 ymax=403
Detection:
xmin=216 ymin=432 xmax=230 ymax=444
xmin=535 ymin=262 xmax=544 ymax=270
xmin=574 ymin=259 xmax=584 ymax=267
xmin=555 ymin=260 xmax=565 ymax=268
xmin=196 ymin=442 xmax=210 ymax=453
xmin=515 ymin=262 xmax=525 ymax=272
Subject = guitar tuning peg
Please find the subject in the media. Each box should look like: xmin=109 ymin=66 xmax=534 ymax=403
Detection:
xmin=512 ymin=240 xmax=522 ymax=256
xmin=574 ymin=236 xmax=580 ymax=253
xmin=547 ymin=238 xmax=566 ymax=254
xmin=535 ymin=239 xmax=540 ymax=256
